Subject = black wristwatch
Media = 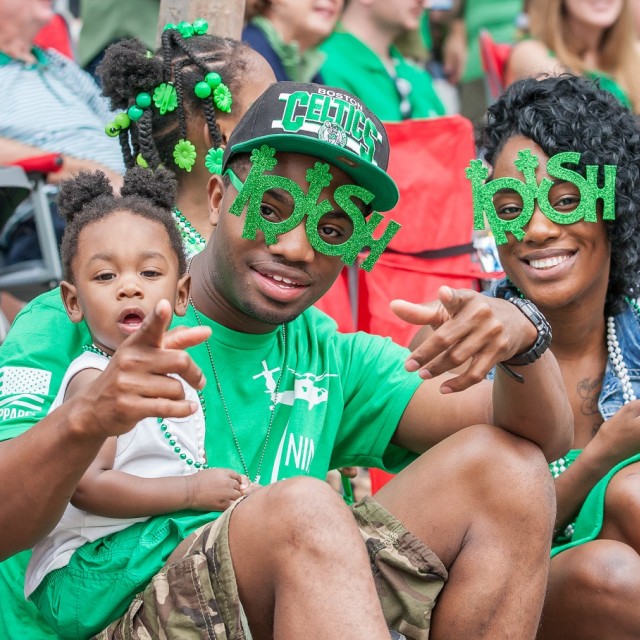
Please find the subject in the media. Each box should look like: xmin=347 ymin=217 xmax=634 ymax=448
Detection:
xmin=495 ymin=284 xmax=553 ymax=381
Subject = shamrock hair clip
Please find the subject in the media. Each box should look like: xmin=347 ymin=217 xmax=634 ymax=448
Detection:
xmin=173 ymin=139 xmax=197 ymax=172
xmin=205 ymin=147 xmax=224 ymax=174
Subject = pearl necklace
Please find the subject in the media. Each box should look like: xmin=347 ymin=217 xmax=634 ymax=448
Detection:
xmin=81 ymin=344 xmax=208 ymax=469
xmin=606 ymin=297 xmax=639 ymax=404
xmin=607 ymin=317 xmax=637 ymax=404
xmin=172 ymin=207 xmax=207 ymax=255
xmin=190 ymin=300 xmax=287 ymax=484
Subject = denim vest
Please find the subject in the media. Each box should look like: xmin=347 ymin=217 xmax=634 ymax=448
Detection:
xmin=599 ymin=300 xmax=640 ymax=418
xmin=486 ymin=281 xmax=640 ymax=413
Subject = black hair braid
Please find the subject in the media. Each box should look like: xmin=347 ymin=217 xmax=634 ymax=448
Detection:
xmin=160 ymin=29 xmax=174 ymax=83
xmin=169 ymin=32 xmax=229 ymax=151
xmin=137 ymin=109 xmax=162 ymax=169
xmin=173 ymin=57 xmax=190 ymax=140
xmin=130 ymin=126 xmax=141 ymax=165
xmin=202 ymin=95 xmax=224 ymax=148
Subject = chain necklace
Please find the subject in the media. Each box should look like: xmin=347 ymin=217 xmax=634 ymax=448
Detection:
xmin=82 ymin=344 xmax=208 ymax=469
xmin=172 ymin=207 xmax=207 ymax=255
xmin=190 ymin=300 xmax=287 ymax=484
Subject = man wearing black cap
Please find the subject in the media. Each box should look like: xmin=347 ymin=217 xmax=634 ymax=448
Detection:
xmin=0 ymin=82 xmax=571 ymax=639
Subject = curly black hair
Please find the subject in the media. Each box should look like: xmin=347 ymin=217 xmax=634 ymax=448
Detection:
xmin=98 ymin=32 xmax=255 ymax=172
xmin=479 ymin=74 xmax=640 ymax=315
xmin=57 ymin=167 xmax=186 ymax=282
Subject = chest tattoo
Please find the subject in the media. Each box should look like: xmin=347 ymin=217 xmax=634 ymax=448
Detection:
xmin=576 ymin=375 xmax=604 ymax=437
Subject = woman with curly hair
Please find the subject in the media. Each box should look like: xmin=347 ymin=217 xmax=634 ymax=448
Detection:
xmin=480 ymin=74 xmax=640 ymax=639
xmin=506 ymin=0 xmax=640 ymax=112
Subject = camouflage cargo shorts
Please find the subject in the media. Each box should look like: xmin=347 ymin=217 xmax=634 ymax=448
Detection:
xmin=95 ymin=495 xmax=448 ymax=640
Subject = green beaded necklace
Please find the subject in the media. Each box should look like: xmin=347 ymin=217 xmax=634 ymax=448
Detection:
xmin=172 ymin=208 xmax=207 ymax=256
xmin=81 ymin=344 xmax=208 ymax=469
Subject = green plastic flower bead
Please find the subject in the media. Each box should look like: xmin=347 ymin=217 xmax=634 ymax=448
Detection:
xmin=194 ymin=81 xmax=212 ymax=99
xmin=153 ymin=82 xmax=177 ymax=114
xmin=192 ymin=18 xmax=208 ymax=34
xmin=177 ymin=21 xmax=194 ymax=38
xmin=205 ymin=147 xmax=224 ymax=174
xmin=163 ymin=22 xmax=177 ymax=31
xmin=173 ymin=139 xmax=197 ymax=172
xmin=113 ymin=112 xmax=131 ymax=129
xmin=205 ymin=72 xmax=221 ymax=88
xmin=127 ymin=104 xmax=144 ymax=121
xmin=136 ymin=154 xmax=148 ymax=168
xmin=135 ymin=92 xmax=152 ymax=109
xmin=104 ymin=122 xmax=119 ymax=137
xmin=214 ymin=83 xmax=233 ymax=112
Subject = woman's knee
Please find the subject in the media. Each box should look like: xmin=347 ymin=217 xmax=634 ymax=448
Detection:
xmin=552 ymin=540 xmax=640 ymax=603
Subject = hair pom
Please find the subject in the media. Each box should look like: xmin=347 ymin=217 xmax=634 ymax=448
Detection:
xmin=120 ymin=166 xmax=177 ymax=212
xmin=56 ymin=171 xmax=113 ymax=224
xmin=98 ymin=39 xmax=163 ymax=111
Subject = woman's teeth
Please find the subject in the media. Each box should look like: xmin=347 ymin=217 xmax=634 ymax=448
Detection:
xmin=528 ymin=255 xmax=570 ymax=269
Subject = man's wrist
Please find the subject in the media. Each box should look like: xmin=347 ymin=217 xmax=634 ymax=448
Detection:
xmin=502 ymin=296 xmax=553 ymax=366
xmin=493 ymin=284 xmax=553 ymax=383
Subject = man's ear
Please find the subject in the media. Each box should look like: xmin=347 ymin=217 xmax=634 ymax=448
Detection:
xmin=208 ymin=173 xmax=225 ymax=227
xmin=174 ymin=273 xmax=191 ymax=317
xmin=60 ymin=281 xmax=84 ymax=324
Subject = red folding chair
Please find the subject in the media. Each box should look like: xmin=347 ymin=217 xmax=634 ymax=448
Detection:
xmin=357 ymin=115 xmax=502 ymax=346
xmin=362 ymin=115 xmax=503 ymax=493
xmin=478 ymin=29 xmax=512 ymax=102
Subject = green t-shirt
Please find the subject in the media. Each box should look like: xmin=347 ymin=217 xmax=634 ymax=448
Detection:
xmin=320 ymin=29 xmax=445 ymax=122
xmin=462 ymin=0 xmax=521 ymax=83
xmin=0 ymin=288 xmax=421 ymax=635
xmin=77 ymin=0 xmax=159 ymax=68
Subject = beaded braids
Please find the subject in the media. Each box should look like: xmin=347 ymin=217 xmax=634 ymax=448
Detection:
xmin=57 ymin=167 xmax=187 ymax=282
xmin=98 ymin=21 xmax=253 ymax=174
xmin=480 ymin=74 xmax=640 ymax=316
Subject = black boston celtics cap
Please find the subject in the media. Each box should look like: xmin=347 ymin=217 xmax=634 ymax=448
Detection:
xmin=222 ymin=81 xmax=399 ymax=212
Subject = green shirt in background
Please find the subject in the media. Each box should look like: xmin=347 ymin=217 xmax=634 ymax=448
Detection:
xmin=462 ymin=0 xmax=521 ymax=83
xmin=321 ymin=28 xmax=445 ymax=122
xmin=78 ymin=0 xmax=160 ymax=68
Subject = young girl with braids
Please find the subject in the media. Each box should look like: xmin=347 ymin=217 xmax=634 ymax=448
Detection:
xmin=23 ymin=167 xmax=256 ymax=638
xmin=98 ymin=20 xmax=276 ymax=255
